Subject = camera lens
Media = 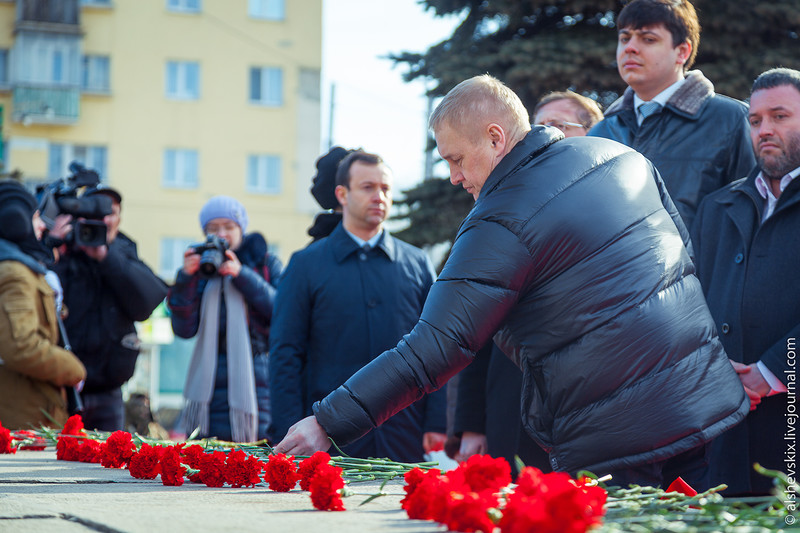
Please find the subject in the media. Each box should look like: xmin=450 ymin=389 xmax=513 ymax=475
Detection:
xmin=199 ymin=248 xmax=225 ymax=277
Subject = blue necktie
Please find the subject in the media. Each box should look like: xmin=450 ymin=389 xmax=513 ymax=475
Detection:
xmin=638 ymin=101 xmax=662 ymax=120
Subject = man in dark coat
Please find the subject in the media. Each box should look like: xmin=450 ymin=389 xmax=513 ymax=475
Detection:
xmin=588 ymin=0 xmax=755 ymax=229
xmin=54 ymin=186 xmax=167 ymax=432
xmin=269 ymin=151 xmax=447 ymax=463
xmin=692 ymin=67 xmax=800 ymax=495
xmin=275 ymin=75 xmax=749 ymax=489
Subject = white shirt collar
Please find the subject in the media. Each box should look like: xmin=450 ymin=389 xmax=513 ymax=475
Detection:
xmin=754 ymin=166 xmax=800 ymax=221
xmin=345 ymin=228 xmax=383 ymax=249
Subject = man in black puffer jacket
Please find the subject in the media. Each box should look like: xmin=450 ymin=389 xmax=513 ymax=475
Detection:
xmin=275 ymin=75 xmax=749 ymax=489
xmin=54 ymin=186 xmax=167 ymax=432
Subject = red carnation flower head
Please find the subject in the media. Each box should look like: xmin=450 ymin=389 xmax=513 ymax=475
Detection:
xmin=298 ymin=451 xmax=332 ymax=491
xmin=263 ymin=452 xmax=300 ymax=492
xmin=198 ymin=450 xmax=228 ymax=487
xmin=56 ymin=436 xmax=82 ymax=461
xmin=77 ymin=439 xmax=102 ymax=463
xmin=402 ymin=469 xmax=455 ymax=522
xmin=62 ymin=415 xmax=85 ymax=436
xmin=308 ymin=463 xmax=346 ymax=511
xmin=100 ymin=431 xmax=136 ymax=469
xmin=443 ymin=490 xmax=498 ymax=533
xmin=226 ymin=449 xmax=264 ymax=488
xmin=515 ymin=466 xmax=547 ymax=497
xmin=0 ymin=422 xmax=16 ymax=454
xmin=159 ymin=446 xmax=187 ymax=486
xmin=180 ymin=444 xmax=206 ymax=470
xmin=13 ymin=430 xmax=47 ymax=451
xmin=129 ymin=444 xmax=163 ymax=480
xmin=456 ymin=454 xmax=512 ymax=495
xmin=400 ymin=467 xmax=442 ymax=517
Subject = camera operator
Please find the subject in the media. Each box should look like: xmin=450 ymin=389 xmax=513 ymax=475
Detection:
xmin=0 ymin=179 xmax=86 ymax=429
xmin=167 ymin=196 xmax=282 ymax=443
xmin=52 ymin=185 xmax=167 ymax=432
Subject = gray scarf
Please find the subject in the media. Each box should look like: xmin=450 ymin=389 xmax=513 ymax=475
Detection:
xmin=183 ymin=277 xmax=257 ymax=442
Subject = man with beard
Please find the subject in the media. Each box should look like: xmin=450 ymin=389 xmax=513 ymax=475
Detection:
xmin=691 ymin=67 xmax=800 ymax=495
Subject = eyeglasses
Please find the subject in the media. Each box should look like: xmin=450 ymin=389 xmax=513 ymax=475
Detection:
xmin=540 ymin=120 xmax=586 ymax=132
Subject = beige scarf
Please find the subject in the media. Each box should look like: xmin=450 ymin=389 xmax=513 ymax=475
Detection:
xmin=183 ymin=277 xmax=257 ymax=442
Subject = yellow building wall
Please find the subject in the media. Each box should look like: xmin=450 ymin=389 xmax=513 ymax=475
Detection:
xmin=1 ymin=0 xmax=321 ymax=274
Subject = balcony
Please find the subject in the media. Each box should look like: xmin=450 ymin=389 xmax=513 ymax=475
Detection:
xmin=16 ymin=0 xmax=81 ymax=35
xmin=12 ymin=83 xmax=80 ymax=125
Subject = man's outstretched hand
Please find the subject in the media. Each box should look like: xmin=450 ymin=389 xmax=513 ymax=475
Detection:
xmin=273 ymin=416 xmax=332 ymax=456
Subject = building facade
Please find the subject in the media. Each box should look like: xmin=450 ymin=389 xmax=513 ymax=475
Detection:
xmin=0 ymin=0 xmax=322 ymax=418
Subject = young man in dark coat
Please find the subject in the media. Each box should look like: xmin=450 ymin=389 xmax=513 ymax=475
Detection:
xmin=692 ymin=67 xmax=800 ymax=495
xmin=275 ymin=75 xmax=749 ymax=490
xmin=588 ymin=0 xmax=755 ymax=229
xmin=269 ymin=151 xmax=447 ymax=463
xmin=53 ymin=186 xmax=167 ymax=432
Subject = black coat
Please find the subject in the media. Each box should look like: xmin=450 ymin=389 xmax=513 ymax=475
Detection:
xmin=55 ymin=233 xmax=168 ymax=392
xmin=589 ymin=70 xmax=756 ymax=230
xmin=691 ymin=172 xmax=800 ymax=494
xmin=312 ymin=128 xmax=749 ymax=475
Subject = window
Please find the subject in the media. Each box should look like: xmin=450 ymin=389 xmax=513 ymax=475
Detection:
xmin=166 ymin=61 xmax=200 ymax=100
xmin=160 ymin=237 xmax=196 ymax=280
xmin=49 ymin=144 xmax=108 ymax=181
xmin=82 ymin=55 xmax=110 ymax=92
xmin=163 ymin=149 xmax=198 ymax=188
xmin=167 ymin=0 xmax=201 ymax=13
xmin=0 ymin=49 xmax=8 ymax=86
xmin=81 ymin=0 xmax=112 ymax=6
xmin=249 ymin=67 xmax=282 ymax=106
xmin=13 ymin=33 xmax=80 ymax=85
xmin=248 ymin=0 xmax=284 ymax=20
xmin=247 ymin=154 xmax=281 ymax=194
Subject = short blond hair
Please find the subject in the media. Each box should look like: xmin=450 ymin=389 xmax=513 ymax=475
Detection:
xmin=534 ymin=91 xmax=604 ymax=129
xmin=429 ymin=75 xmax=531 ymax=144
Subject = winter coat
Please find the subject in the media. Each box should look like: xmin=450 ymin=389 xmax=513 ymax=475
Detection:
xmin=54 ymin=232 xmax=167 ymax=392
xmin=312 ymin=127 xmax=750 ymax=475
xmin=0 ymin=239 xmax=86 ymax=429
xmin=168 ymin=232 xmax=282 ymax=441
xmin=691 ymin=171 xmax=800 ymax=494
xmin=589 ymin=70 xmax=756 ymax=230
xmin=269 ymin=224 xmax=446 ymax=462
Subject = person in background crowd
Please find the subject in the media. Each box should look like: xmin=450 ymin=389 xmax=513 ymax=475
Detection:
xmin=453 ymin=89 xmax=605 ymax=476
xmin=53 ymin=185 xmax=167 ymax=432
xmin=274 ymin=75 xmax=749 ymax=490
xmin=269 ymin=151 xmax=447 ymax=462
xmin=169 ymin=196 xmax=282 ymax=443
xmin=692 ymin=67 xmax=800 ymax=495
xmin=588 ymin=0 xmax=755 ymax=229
xmin=0 ymin=179 xmax=86 ymax=429
xmin=533 ymin=91 xmax=604 ymax=137
xmin=308 ymin=146 xmax=354 ymax=242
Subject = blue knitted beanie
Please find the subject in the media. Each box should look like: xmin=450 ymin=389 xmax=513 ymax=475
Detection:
xmin=199 ymin=195 xmax=248 ymax=233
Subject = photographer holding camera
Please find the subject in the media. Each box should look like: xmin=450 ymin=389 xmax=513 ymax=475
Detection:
xmin=0 ymin=179 xmax=86 ymax=429
xmin=168 ymin=196 xmax=282 ymax=443
xmin=52 ymin=183 xmax=168 ymax=432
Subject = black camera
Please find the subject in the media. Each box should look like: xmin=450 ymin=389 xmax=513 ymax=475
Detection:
xmin=190 ymin=235 xmax=229 ymax=277
xmin=38 ymin=162 xmax=112 ymax=248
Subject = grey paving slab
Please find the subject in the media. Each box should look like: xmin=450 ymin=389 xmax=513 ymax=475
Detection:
xmin=0 ymin=451 xmax=443 ymax=533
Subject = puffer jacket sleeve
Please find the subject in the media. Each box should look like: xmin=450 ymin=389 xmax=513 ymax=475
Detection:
xmin=168 ymin=269 xmax=202 ymax=339
xmin=313 ymin=219 xmax=532 ymax=446
xmin=231 ymin=263 xmax=276 ymax=320
xmin=0 ymin=267 xmax=86 ymax=386
xmin=651 ymin=164 xmax=694 ymax=262
xmin=97 ymin=237 xmax=168 ymax=322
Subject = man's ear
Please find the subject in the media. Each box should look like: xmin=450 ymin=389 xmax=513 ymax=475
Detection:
xmin=676 ymin=40 xmax=692 ymax=67
xmin=334 ymin=184 xmax=348 ymax=206
xmin=487 ymin=123 xmax=507 ymax=153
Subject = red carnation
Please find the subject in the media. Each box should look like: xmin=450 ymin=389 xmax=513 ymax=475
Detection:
xmin=263 ymin=453 xmax=300 ymax=492
xmin=62 ymin=414 xmax=85 ymax=436
xmin=308 ymin=463 xmax=346 ymax=511
xmin=180 ymin=444 xmax=205 ymax=469
xmin=457 ymin=454 xmax=512 ymax=495
xmin=225 ymin=449 xmax=264 ymax=488
xmin=13 ymin=430 xmax=46 ymax=451
xmin=56 ymin=436 xmax=82 ymax=461
xmin=443 ymin=490 xmax=497 ymax=533
xmin=77 ymin=439 xmax=102 ymax=463
xmin=198 ymin=450 xmax=228 ymax=487
xmin=159 ymin=446 xmax=186 ymax=486
xmin=400 ymin=467 xmax=442 ymax=518
xmin=100 ymin=431 xmax=136 ymax=469
xmin=298 ymin=451 xmax=332 ymax=491
xmin=129 ymin=444 xmax=163 ymax=479
xmin=0 ymin=422 xmax=16 ymax=454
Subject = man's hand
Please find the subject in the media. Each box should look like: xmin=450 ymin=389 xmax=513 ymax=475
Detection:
xmin=273 ymin=416 xmax=332 ymax=456
xmin=731 ymin=360 xmax=768 ymax=410
xmin=79 ymin=245 xmax=108 ymax=262
xmin=455 ymin=431 xmax=488 ymax=463
xmin=49 ymin=214 xmax=73 ymax=241
xmin=217 ymin=249 xmax=242 ymax=278
xmin=422 ymin=432 xmax=447 ymax=453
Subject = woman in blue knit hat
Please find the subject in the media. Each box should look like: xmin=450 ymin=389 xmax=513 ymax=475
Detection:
xmin=167 ymin=195 xmax=283 ymax=443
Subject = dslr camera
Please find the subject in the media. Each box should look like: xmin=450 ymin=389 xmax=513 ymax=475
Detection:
xmin=190 ymin=235 xmax=229 ymax=277
xmin=38 ymin=162 xmax=112 ymax=248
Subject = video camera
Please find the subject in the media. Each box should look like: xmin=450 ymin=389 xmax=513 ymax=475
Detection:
xmin=190 ymin=235 xmax=229 ymax=277
xmin=38 ymin=162 xmax=112 ymax=248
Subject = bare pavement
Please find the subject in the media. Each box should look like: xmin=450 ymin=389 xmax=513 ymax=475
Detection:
xmin=0 ymin=450 xmax=443 ymax=533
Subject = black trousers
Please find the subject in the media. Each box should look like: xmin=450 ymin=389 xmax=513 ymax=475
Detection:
xmin=605 ymin=443 xmax=711 ymax=491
